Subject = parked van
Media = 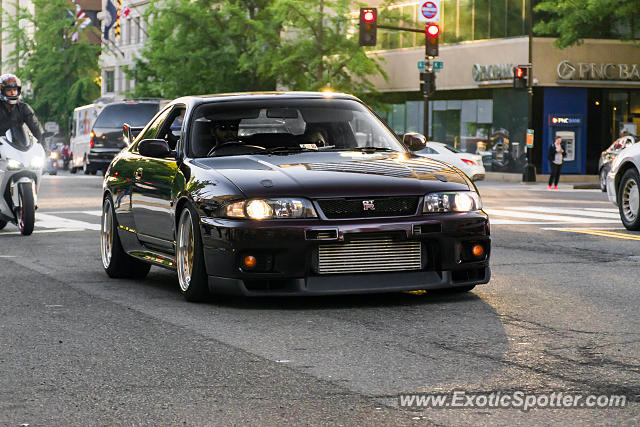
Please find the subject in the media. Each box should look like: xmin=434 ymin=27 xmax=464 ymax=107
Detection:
xmin=69 ymin=103 xmax=105 ymax=174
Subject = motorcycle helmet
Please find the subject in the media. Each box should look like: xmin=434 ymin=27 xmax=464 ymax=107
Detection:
xmin=0 ymin=74 xmax=22 ymax=105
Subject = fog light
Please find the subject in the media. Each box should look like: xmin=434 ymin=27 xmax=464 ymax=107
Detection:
xmin=243 ymin=255 xmax=257 ymax=269
xmin=472 ymin=244 xmax=484 ymax=257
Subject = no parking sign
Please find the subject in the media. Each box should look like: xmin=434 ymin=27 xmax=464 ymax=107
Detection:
xmin=419 ymin=0 xmax=441 ymax=23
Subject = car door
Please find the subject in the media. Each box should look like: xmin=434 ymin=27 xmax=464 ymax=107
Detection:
xmin=130 ymin=105 xmax=186 ymax=251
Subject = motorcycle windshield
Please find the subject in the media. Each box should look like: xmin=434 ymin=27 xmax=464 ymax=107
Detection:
xmin=3 ymin=125 xmax=33 ymax=152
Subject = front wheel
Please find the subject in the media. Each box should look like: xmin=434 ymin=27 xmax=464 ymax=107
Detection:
xmin=600 ymin=168 xmax=607 ymax=192
xmin=101 ymin=197 xmax=151 ymax=279
xmin=176 ymin=204 xmax=210 ymax=302
xmin=618 ymin=168 xmax=640 ymax=230
xmin=16 ymin=182 xmax=35 ymax=236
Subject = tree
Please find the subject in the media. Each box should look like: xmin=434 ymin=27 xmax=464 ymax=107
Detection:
xmin=130 ymin=0 xmax=280 ymax=98
xmin=258 ymin=0 xmax=387 ymax=101
xmin=3 ymin=0 xmax=101 ymax=136
xmin=534 ymin=0 xmax=640 ymax=48
xmin=130 ymin=0 xmax=389 ymax=103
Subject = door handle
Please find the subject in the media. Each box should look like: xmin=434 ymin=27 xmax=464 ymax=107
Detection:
xmin=134 ymin=167 xmax=143 ymax=180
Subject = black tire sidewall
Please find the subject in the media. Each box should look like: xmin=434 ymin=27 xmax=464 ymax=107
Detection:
xmin=617 ymin=169 xmax=640 ymax=230
xmin=17 ymin=183 xmax=35 ymax=236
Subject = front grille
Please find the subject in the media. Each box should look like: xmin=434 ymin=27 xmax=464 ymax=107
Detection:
xmin=316 ymin=237 xmax=422 ymax=274
xmin=317 ymin=196 xmax=419 ymax=219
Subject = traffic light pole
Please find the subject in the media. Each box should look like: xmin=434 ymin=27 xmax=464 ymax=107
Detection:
xmin=423 ymin=60 xmax=431 ymax=138
xmin=522 ymin=0 xmax=536 ymax=182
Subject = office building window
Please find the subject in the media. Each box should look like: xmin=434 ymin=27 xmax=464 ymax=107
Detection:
xmin=105 ymin=70 xmax=115 ymax=93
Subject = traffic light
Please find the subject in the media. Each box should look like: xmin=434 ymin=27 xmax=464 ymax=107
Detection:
xmin=513 ymin=66 xmax=528 ymax=89
xmin=359 ymin=8 xmax=377 ymax=47
xmin=425 ymin=24 xmax=439 ymax=58
xmin=420 ymin=71 xmax=436 ymax=96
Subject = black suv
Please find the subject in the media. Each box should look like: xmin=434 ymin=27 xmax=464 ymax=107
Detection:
xmin=84 ymin=100 xmax=162 ymax=174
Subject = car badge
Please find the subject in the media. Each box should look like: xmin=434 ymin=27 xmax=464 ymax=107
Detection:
xmin=362 ymin=200 xmax=375 ymax=211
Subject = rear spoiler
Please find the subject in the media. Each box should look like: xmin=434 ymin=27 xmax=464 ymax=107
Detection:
xmin=123 ymin=123 xmax=144 ymax=145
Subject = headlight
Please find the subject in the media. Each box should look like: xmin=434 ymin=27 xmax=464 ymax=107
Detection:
xmin=49 ymin=151 xmax=59 ymax=159
xmin=423 ymin=191 xmax=482 ymax=213
xmin=224 ymin=198 xmax=317 ymax=219
xmin=6 ymin=158 xmax=23 ymax=170
xmin=31 ymin=157 xmax=44 ymax=168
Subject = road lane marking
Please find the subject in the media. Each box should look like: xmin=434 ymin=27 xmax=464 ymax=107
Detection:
xmin=484 ymin=208 xmax=618 ymax=224
xmin=35 ymin=213 xmax=100 ymax=231
xmin=507 ymin=206 xmax=621 ymax=219
xmin=555 ymin=229 xmax=640 ymax=241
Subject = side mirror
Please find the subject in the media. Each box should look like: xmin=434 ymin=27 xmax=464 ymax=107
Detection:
xmin=138 ymin=139 xmax=174 ymax=158
xmin=123 ymin=123 xmax=144 ymax=145
xmin=403 ymin=132 xmax=427 ymax=151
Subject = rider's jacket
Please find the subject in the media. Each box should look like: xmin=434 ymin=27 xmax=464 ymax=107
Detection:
xmin=0 ymin=102 xmax=44 ymax=143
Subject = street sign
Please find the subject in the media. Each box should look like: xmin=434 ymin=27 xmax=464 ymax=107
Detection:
xmin=418 ymin=0 xmax=441 ymax=23
xmin=417 ymin=61 xmax=425 ymax=70
xmin=44 ymin=121 xmax=59 ymax=134
xmin=432 ymin=61 xmax=443 ymax=71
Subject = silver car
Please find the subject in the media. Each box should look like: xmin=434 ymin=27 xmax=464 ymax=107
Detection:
xmin=606 ymin=142 xmax=640 ymax=230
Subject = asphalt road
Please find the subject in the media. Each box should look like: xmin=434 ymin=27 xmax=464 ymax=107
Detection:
xmin=0 ymin=173 xmax=638 ymax=426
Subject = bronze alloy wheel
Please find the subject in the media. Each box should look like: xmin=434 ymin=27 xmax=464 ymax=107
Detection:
xmin=177 ymin=208 xmax=195 ymax=292
xmin=101 ymin=199 xmax=114 ymax=269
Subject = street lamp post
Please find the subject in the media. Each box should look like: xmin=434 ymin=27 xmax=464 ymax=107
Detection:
xmin=522 ymin=0 xmax=537 ymax=182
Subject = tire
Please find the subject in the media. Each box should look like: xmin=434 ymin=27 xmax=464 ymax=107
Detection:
xmin=617 ymin=168 xmax=640 ymax=230
xmin=0 ymin=219 xmax=7 ymax=230
xmin=101 ymin=197 xmax=151 ymax=279
xmin=16 ymin=182 xmax=35 ymax=236
xmin=83 ymin=158 xmax=90 ymax=175
xmin=599 ymin=168 xmax=607 ymax=192
xmin=176 ymin=204 xmax=210 ymax=302
xmin=70 ymin=167 xmax=77 ymax=174
xmin=91 ymin=170 xmax=97 ymax=175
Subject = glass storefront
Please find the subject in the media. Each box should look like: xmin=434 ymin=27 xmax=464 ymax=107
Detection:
xmin=379 ymin=88 xmax=528 ymax=172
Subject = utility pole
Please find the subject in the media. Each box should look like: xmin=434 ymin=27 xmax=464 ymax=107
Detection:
xmin=522 ymin=0 xmax=536 ymax=182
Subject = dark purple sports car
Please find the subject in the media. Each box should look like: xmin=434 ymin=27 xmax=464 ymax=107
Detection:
xmin=101 ymin=92 xmax=490 ymax=301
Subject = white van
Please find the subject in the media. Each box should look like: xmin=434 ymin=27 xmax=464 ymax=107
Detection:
xmin=69 ymin=103 xmax=105 ymax=173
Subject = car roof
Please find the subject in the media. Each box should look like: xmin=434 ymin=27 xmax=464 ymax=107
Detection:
xmin=168 ymin=91 xmax=361 ymax=107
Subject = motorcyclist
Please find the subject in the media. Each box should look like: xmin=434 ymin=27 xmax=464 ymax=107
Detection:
xmin=0 ymin=73 xmax=44 ymax=146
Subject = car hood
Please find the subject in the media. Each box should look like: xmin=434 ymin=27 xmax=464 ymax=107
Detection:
xmin=192 ymin=151 xmax=470 ymax=198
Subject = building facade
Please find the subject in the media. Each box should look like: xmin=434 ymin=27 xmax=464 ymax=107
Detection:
xmin=98 ymin=0 xmax=150 ymax=101
xmin=369 ymin=1 xmax=640 ymax=175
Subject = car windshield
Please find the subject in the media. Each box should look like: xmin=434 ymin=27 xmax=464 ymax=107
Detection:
xmin=189 ymin=98 xmax=407 ymax=157
xmin=94 ymin=103 xmax=159 ymax=128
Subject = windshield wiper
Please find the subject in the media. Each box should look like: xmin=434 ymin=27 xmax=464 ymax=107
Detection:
xmin=348 ymin=147 xmax=401 ymax=153
xmin=264 ymin=146 xmax=310 ymax=154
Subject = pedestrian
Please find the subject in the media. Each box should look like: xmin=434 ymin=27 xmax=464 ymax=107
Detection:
xmin=548 ymin=135 xmax=566 ymax=190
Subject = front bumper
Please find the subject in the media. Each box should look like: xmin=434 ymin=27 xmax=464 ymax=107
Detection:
xmin=199 ymin=213 xmax=491 ymax=296
xmin=606 ymin=171 xmax=617 ymax=205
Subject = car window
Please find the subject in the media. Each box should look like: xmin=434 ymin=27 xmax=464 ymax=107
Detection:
xmin=443 ymin=145 xmax=461 ymax=153
xmin=136 ymin=108 xmax=173 ymax=148
xmin=94 ymin=103 xmax=159 ymax=128
xmin=189 ymin=99 xmax=406 ymax=157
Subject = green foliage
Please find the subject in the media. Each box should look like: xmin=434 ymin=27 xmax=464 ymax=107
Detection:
xmin=4 ymin=0 xmax=100 ymax=135
xmin=1 ymin=2 xmax=34 ymax=74
xmin=130 ymin=0 xmax=387 ymax=103
xmin=534 ymin=0 xmax=640 ymax=48
xmin=130 ymin=0 xmax=279 ymax=98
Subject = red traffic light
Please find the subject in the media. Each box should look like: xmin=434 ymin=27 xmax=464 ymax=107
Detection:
xmin=515 ymin=67 xmax=525 ymax=78
xmin=363 ymin=10 xmax=376 ymax=22
xmin=426 ymin=24 xmax=440 ymax=37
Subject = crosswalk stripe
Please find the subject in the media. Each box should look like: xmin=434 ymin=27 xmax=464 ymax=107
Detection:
xmin=507 ymin=206 xmax=620 ymax=219
xmin=484 ymin=208 xmax=618 ymax=223
xmin=35 ymin=213 xmax=100 ymax=231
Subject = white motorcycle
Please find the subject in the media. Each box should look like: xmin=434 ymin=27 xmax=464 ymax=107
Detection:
xmin=0 ymin=125 xmax=45 ymax=235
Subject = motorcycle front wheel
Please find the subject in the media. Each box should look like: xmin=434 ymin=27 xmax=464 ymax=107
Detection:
xmin=16 ymin=182 xmax=35 ymax=235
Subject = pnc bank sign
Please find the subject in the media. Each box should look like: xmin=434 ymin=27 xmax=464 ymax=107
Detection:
xmin=557 ymin=60 xmax=640 ymax=81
